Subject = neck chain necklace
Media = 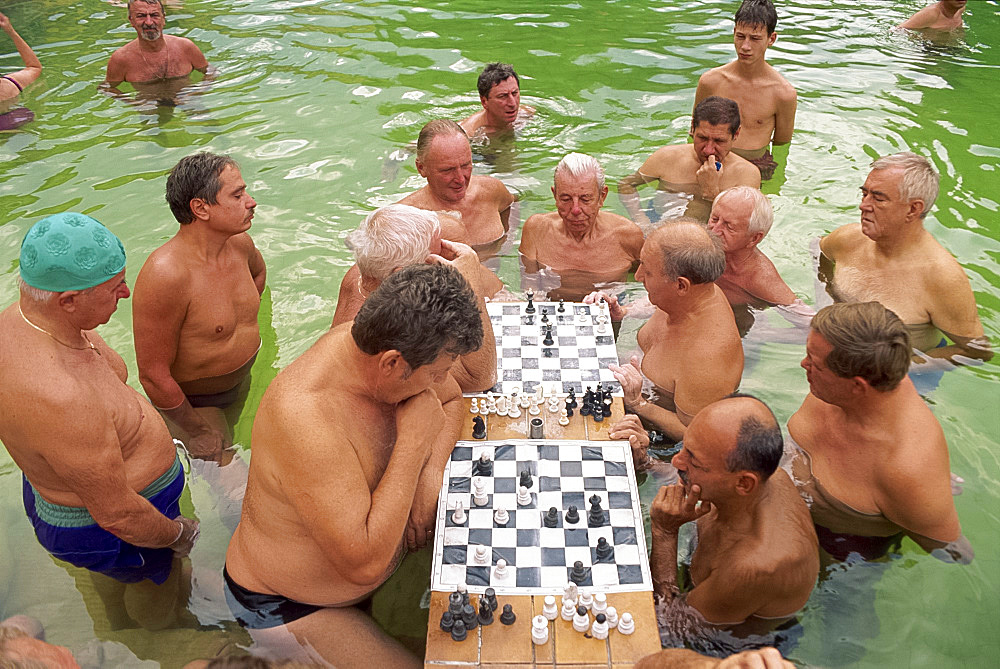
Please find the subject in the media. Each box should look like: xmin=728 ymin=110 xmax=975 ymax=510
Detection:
xmin=139 ymin=39 xmax=170 ymax=79
xmin=18 ymin=304 xmax=99 ymax=355
xmin=357 ymin=276 xmax=372 ymax=298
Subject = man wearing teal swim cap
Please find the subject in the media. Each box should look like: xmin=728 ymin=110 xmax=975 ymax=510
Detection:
xmin=0 ymin=212 xmax=199 ymax=623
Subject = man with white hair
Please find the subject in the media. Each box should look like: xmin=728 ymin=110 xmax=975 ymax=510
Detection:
xmin=520 ymin=153 xmax=643 ymax=288
xmin=820 ymin=151 xmax=990 ymax=364
xmin=708 ymin=186 xmax=795 ymax=306
xmin=332 ymin=203 xmax=500 ymax=393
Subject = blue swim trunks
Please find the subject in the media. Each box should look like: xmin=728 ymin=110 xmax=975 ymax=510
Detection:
xmin=22 ymin=456 xmax=185 ymax=585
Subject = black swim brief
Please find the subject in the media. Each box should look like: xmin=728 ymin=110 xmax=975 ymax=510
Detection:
xmin=223 ymin=565 xmax=324 ymax=629
xmin=815 ymin=524 xmax=903 ymax=562
xmin=185 ymin=383 xmax=243 ymax=409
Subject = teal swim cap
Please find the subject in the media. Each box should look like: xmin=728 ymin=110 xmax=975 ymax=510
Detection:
xmin=19 ymin=213 xmax=127 ymax=292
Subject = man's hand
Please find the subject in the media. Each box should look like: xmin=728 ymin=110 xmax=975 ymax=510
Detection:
xmin=717 ymin=648 xmax=795 ymax=669
xmin=183 ymin=425 xmax=231 ymax=463
xmin=406 ymin=468 xmax=440 ymax=551
xmin=428 ymin=239 xmax=494 ymax=296
xmin=169 ymin=516 xmax=200 ymax=557
xmin=584 ymin=291 xmax=626 ymax=321
xmin=650 ymin=483 xmax=712 ymax=535
xmin=395 ymin=389 xmax=444 ymax=465
xmin=609 ymin=355 xmax=644 ymax=409
xmin=608 ymin=414 xmax=651 ymax=470
xmin=695 ymin=153 xmax=723 ymax=200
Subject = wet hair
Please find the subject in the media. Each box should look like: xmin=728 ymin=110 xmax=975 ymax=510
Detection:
xmin=734 ymin=0 xmax=777 ymax=35
xmin=870 ymin=152 xmax=939 ymax=219
xmin=714 ymin=186 xmax=773 ymax=237
xmin=345 ymin=205 xmax=441 ymax=281
xmin=352 ymin=264 xmax=483 ymax=370
xmin=692 ymin=96 xmax=741 ymax=136
xmin=723 ymin=393 xmax=783 ymax=481
xmin=653 ymin=219 xmax=725 ymax=284
xmin=165 ymin=152 xmax=239 ymax=224
xmin=811 ymin=302 xmax=912 ymax=391
xmin=0 ymin=625 xmax=48 ymax=669
xmin=128 ymin=0 xmax=165 ymax=14
xmin=554 ymin=153 xmax=606 ymax=192
xmin=477 ymin=63 xmax=520 ymax=98
xmin=415 ymin=119 xmax=468 ymax=163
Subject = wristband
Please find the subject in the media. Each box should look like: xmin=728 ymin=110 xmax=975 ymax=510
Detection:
xmin=170 ymin=520 xmax=185 ymax=545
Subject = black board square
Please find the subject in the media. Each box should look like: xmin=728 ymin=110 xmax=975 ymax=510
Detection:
xmin=561 ymin=491 xmax=586 ymax=509
xmin=494 ymin=444 xmax=516 ymax=460
xmin=559 ymin=358 xmax=580 ymax=369
xmin=604 ymin=461 xmax=627 ymax=477
xmin=578 ymin=347 xmax=597 ymax=357
xmin=452 ymin=447 xmax=474 ymax=461
xmin=503 ymin=369 xmax=522 ymax=381
xmin=541 ymin=547 xmax=566 ymax=566
xmin=581 ymin=369 xmax=601 ymax=381
xmin=539 ymin=445 xmax=561 ymax=460
xmin=543 ymin=370 xmax=561 ymax=381
xmin=449 ymin=476 xmax=471 ymax=493
xmin=502 ymin=348 xmax=521 ymax=358
xmin=567 ymin=565 xmax=593 ymax=587
xmin=617 ymin=564 xmax=643 ymax=584
xmin=442 ymin=545 xmax=467 ymax=565
xmin=521 ymin=336 xmax=537 ymax=347
xmin=613 ymin=527 xmax=638 ymax=545
xmin=541 ymin=348 xmax=559 ymax=358
xmin=466 ymin=566 xmax=491 ymax=586
xmin=492 ymin=546 xmax=516 ymax=565
xmin=538 ymin=476 xmax=561 ymax=492
xmin=581 ymin=446 xmax=604 ymax=460
xmin=502 ymin=305 xmax=520 ymax=315
xmin=502 ymin=326 xmax=520 ymax=336
xmin=558 ymin=336 xmax=577 ymax=346
xmin=596 ymin=337 xmax=614 ymax=346
xmin=560 ymin=461 xmax=583 ymax=477
xmin=516 ymin=567 xmax=541 ymax=587
xmin=493 ymin=477 xmax=516 ymax=494
xmin=608 ymin=491 xmax=633 ymax=509
xmin=469 ymin=529 xmax=492 ymax=545
xmin=522 ymin=358 xmax=539 ymax=369
xmin=583 ymin=477 xmax=608 ymax=491
xmin=564 ymin=528 xmax=590 ymax=546
xmin=516 ymin=529 xmax=539 ymax=546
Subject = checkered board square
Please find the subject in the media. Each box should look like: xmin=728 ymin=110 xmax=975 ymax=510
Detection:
xmin=431 ymin=440 xmax=652 ymax=595
xmin=483 ymin=301 xmax=622 ymax=397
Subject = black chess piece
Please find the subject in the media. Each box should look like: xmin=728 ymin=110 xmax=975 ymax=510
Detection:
xmin=540 ymin=309 xmax=549 ymax=324
xmin=474 ymin=452 xmax=493 ymax=476
xmin=565 ymin=505 xmax=580 ymax=524
xmin=595 ymin=613 xmax=607 ymax=625
xmin=525 ymin=290 xmax=535 ymax=314
xmin=448 ymin=592 xmax=463 ymax=616
xmin=567 ymin=388 xmax=577 ymax=409
xmin=472 ymin=415 xmax=487 ymax=440
xmin=570 ymin=560 xmax=588 ymax=585
xmin=544 ymin=506 xmax=559 ymax=528
xmin=588 ymin=497 xmax=604 ymax=525
xmin=478 ymin=598 xmax=494 ymax=626
xmin=580 ymin=399 xmax=591 ymax=417
xmin=461 ymin=589 xmax=471 ymax=607
xmin=461 ymin=603 xmax=478 ymax=630
xmin=500 ymin=603 xmax=516 ymax=625
xmin=565 ymin=403 xmax=574 ymax=418
xmin=542 ymin=323 xmax=554 ymax=346
xmin=596 ymin=537 xmax=614 ymax=561
xmin=440 ymin=610 xmax=455 ymax=632
xmin=557 ymin=299 xmax=566 ymax=313
xmin=592 ymin=407 xmax=604 ymax=422
xmin=451 ymin=618 xmax=467 ymax=642
xmin=519 ymin=469 xmax=533 ymax=489
xmin=603 ymin=399 xmax=613 ymax=418
xmin=484 ymin=587 xmax=498 ymax=612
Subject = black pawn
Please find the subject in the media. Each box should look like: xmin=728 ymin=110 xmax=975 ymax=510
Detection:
xmin=525 ymin=291 xmax=535 ymax=314
xmin=542 ymin=324 xmax=554 ymax=346
xmin=448 ymin=592 xmax=463 ymax=617
xmin=565 ymin=505 xmax=580 ymax=524
xmin=557 ymin=299 xmax=566 ymax=313
xmin=596 ymin=537 xmax=614 ymax=560
xmin=580 ymin=399 xmax=591 ymax=417
xmin=461 ymin=603 xmax=478 ymax=631
xmin=472 ymin=415 xmax=487 ymax=440
xmin=484 ymin=587 xmax=498 ymax=612
xmin=595 ymin=613 xmax=607 ymax=625
xmin=519 ymin=469 xmax=533 ymax=489
xmin=544 ymin=506 xmax=559 ymax=528
xmin=474 ymin=452 xmax=493 ymax=476
xmin=567 ymin=388 xmax=577 ymax=409
xmin=541 ymin=309 xmax=549 ymax=324
xmin=593 ymin=408 xmax=604 ymax=423
xmin=450 ymin=618 xmax=467 ymax=642
xmin=500 ymin=603 xmax=516 ymax=625
xmin=565 ymin=403 xmax=574 ymax=418
xmin=440 ymin=610 xmax=455 ymax=632
xmin=570 ymin=560 xmax=588 ymax=585
xmin=478 ymin=598 xmax=494 ymax=625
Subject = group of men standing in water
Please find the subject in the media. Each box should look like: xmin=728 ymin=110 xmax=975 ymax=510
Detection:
xmin=0 ymin=0 xmax=987 ymax=667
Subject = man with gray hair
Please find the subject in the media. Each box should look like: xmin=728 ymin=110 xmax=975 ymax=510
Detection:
xmin=820 ymin=151 xmax=990 ymax=364
xmin=105 ymin=0 xmax=210 ymax=87
xmin=520 ymin=152 xmax=643 ymax=297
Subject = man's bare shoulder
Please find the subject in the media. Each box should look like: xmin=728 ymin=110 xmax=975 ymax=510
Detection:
xmin=397 ymin=187 xmax=431 ymax=208
xmin=524 ymin=211 xmax=560 ymax=230
xmin=697 ymin=65 xmax=727 ymax=90
xmin=135 ymin=239 xmax=193 ymax=289
xmin=459 ymin=111 xmax=486 ymax=135
xmin=230 ymin=231 xmax=260 ymax=257
xmin=821 ymin=223 xmax=865 ymax=258
xmin=471 ymin=174 xmax=513 ymax=204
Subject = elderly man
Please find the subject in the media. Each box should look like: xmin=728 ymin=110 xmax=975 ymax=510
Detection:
xmin=694 ymin=0 xmax=797 ymax=179
xmin=332 ymin=203 xmax=500 ymax=392
xmin=819 ymin=152 xmax=990 ymax=364
xmin=596 ymin=220 xmax=743 ymax=443
xmin=225 ymin=264 xmax=483 ymax=668
xmin=459 ymin=62 xmax=535 ymax=137
xmin=784 ymin=302 xmax=972 ymax=562
xmin=132 ymin=152 xmax=266 ymax=461
xmin=0 ymin=214 xmax=198 ymax=618
xmin=899 ymin=0 xmax=967 ymax=30
xmin=520 ymin=153 xmax=643 ymax=293
xmin=619 ymin=97 xmax=761 ymax=229
xmin=104 ymin=0 xmax=210 ymax=87
xmin=649 ymin=396 xmax=818 ymax=639
xmin=398 ymin=119 xmax=516 ymax=255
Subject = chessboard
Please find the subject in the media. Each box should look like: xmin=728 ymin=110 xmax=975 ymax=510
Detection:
xmin=431 ymin=439 xmax=652 ymax=595
xmin=484 ymin=299 xmax=622 ymax=397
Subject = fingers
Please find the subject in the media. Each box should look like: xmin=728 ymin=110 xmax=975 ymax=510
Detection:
xmin=629 ymin=354 xmax=641 ymax=371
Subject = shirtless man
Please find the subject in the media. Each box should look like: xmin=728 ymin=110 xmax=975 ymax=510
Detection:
xmin=819 ymin=152 xmax=990 ymax=364
xmin=694 ymin=0 xmax=796 ymax=179
xmin=104 ymin=0 xmax=210 ymax=87
xmin=133 ymin=152 xmax=266 ymax=461
xmin=899 ymin=0 xmax=967 ymax=30
xmin=332 ymin=204 xmax=501 ymax=392
xmin=784 ymin=302 xmax=972 ymax=563
xmin=619 ymin=97 xmax=761 ymax=230
xmin=520 ymin=153 xmax=643 ymax=298
xmin=650 ymin=396 xmax=818 ymax=638
xmin=459 ymin=62 xmax=535 ymax=137
xmin=225 ymin=264 xmax=483 ymax=667
xmin=0 ymin=213 xmax=198 ymax=625
xmin=595 ymin=221 xmax=743 ymax=443
xmin=398 ymin=119 xmax=516 ymax=256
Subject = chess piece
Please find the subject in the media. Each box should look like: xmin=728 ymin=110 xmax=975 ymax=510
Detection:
xmin=479 ymin=398 xmax=490 ymax=415
xmin=473 ymin=545 xmax=489 ymax=565
xmin=542 ymin=323 xmax=554 ymax=346
xmin=578 ymin=591 xmax=593 ymax=610
xmin=470 ymin=398 xmax=479 ymax=414
xmin=617 ymin=612 xmax=634 ymax=635
xmin=592 ymin=592 xmax=608 ymax=615
xmin=508 ymin=401 xmax=521 ymax=418
xmin=558 ymin=408 xmax=570 ymax=426
xmin=440 ymin=610 xmax=455 ymax=632
xmin=472 ymin=416 xmax=486 ymax=440
xmin=593 ymin=405 xmax=604 ymax=422
xmin=542 ymin=595 xmax=558 ymax=621
xmin=603 ymin=398 xmax=613 ymax=418
xmin=544 ymin=506 xmax=559 ymax=528
xmin=540 ymin=309 xmax=549 ymax=324
xmin=494 ymin=558 xmax=510 ymax=581
xmin=564 ymin=582 xmax=579 ymax=603
xmin=525 ymin=290 xmax=535 ymax=314
xmin=560 ymin=596 xmax=577 ymax=621
xmin=569 ymin=560 xmax=588 ymax=585
xmin=475 ymin=452 xmax=493 ymax=476
xmin=595 ymin=537 xmax=614 ymax=560
xmin=458 ymin=583 xmax=470 ymax=607
xmin=484 ymin=587 xmax=498 ymax=612
xmin=448 ymin=592 xmax=463 ymax=617
xmin=529 ymin=417 xmax=544 ymax=439
xmin=486 ymin=395 xmax=497 ymax=414
xmin=588 ymin=496 xmax=605 ymax=526
xmin=531 ymin=615 xmax=549 ymax=645
xmin=565 ymin=505 xmax=580 ymax=525
xmin=557 ymin=299 xmax=565 ymax=313
xmin=451 ymin=501 xmax=466 ymax=525
xmin=547 ymin=397 xmax=560 ymax=413
xmin=472 ymin=477 xmax=488 ymax=507
xmin=520 ymin=393 xmax=532 ymax=409
xmin=578 ymin=309 xmax=588 ymax=324
xmin=500 ymin=604 xmax=516 ymax=625
xmin=591 ymin=613 xmax=609 ymax=640
xmin=461 ymin=603 xmax=478 ymax=631
xmin=605 ymin=606 xmax=619 ymax=628
xmin=496 ymin=395 xmax=508 ymax=417
xmin=450 ymin=618 xmax=467 ymax=642
xmin=478 ymin=598 xmax=494 ymax=626
xmin=494 ymin=507 xmax=509 ymax=526
xmin=572 ymin=605 xmax=590 ymax=633
xmin=519 ymin=469 xmax=533 ymax=489
xmin=517 ymin=485 xmax=532 ymax=506
xmin=529 ymin=400 xmax=541 ymax=416
xmin=567 ymin=387 xmax=577 ymax=409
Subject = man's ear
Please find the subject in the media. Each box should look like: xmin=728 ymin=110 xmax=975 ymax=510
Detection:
xmin=415 ymin=158 xmax=427 ymax=178
xmin=735 ymin=472 xmax=760 ymax=496
xmin=377 ymin=350 xmax=405 ymax=377
xmin=189 ymin=198 xmax=211 ymax=222
xmin=480 ymin=95 xmax=489 ymax=110
xmin=676 ymin=276 xmax=692 ymax=295
xmin=57 ymin=291 xmax=80 ymax=313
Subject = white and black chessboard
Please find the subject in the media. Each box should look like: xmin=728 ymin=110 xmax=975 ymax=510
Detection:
xmin=485 ymin=301 xmax=622 ymax=397
xmin=431 ymin=440 xmax=652 ymax=595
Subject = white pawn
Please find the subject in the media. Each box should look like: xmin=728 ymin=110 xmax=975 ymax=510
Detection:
xmin=596 ymin=322 xmax=607 ymax=334
xmin=494 ymin=506 xmax=509 ymax=526
xmin=516 ymin=485 xmax=532 ymax=507
xmin=592 ymin=592 xmax=608 ymax=616
xmin=520 ymin=393 xmax=531 ymax=409
xmin=542 ymin=595 xmax=558 ymax=621
xmin=451 ymin=501 xmax=466 ymax=525
xmin=578 ymin=591 xmax=593 ymax=610
xmin=474 ymin=545 xmax=489 ymax=565
xmin=531 ymin=615 xmax=549 ymax=645
xmin=572 ymin=606 xmax=590 ymax=633
xmin=472 ymin=477 xmax=489 ymax=507
xmin=479 ymin=398 xmax=490 ymax=415
xmin=560 ymin=596 xmax=576 ymax=621
xmin=578 ymin=310 xmax=588 ymax=324
xmin=564 ymin=582 xmax=579 ymax=603
xmin=558 ymin=408 xmax=570 ymax=426
xmin=591 ymin=614 xmax=609 ymax=640
xmin=494 ymin=558 xmax=509 ymax=580
xmin=470 ymin=398 xmax=479 ymax=414
xmin=605 ymin=606 xmax=619 ymax=628
xmin=529 ymin=401 xmax=540 ymax=416
xmin=617 ymin=612 xmax=634 ymax=635
xmin=487 ymin=395 xmax=498 ymax=414
xmin=509 ymin=402 xmax=521 ymax=418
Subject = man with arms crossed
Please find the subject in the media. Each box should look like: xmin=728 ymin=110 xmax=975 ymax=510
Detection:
xmin=398 ymin=119 xmax=517 ymax=256
xmin=225 ymin=264 xmax=483 ymax=667
xmin=619 ymin=97 xmax=761 ymax=230
xmin=819 ymin=151 xmax=990 ymax=365
xmin=0 ymin=213 xmax=198 ymax=627
xmin=460 ymin=62 xmax=535 ymax=137
xmin=694 ymin=0 xmax=796 ymax=179
xmin=649 ymin=396 xmax=818 ymax=638
xmin=105 ymin=0 xmax=210 ymax=87
xmin=132 ymin=152 xmax=266 ymax=461
xmin=784 ymin=302 xmax=972 ymax=562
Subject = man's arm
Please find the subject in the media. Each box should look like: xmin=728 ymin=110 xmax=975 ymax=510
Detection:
xmin=898 ymin=6 xmax=938 ymax=30
xmin=618 ymin=171 xmax=658 ymax=228
xmin=649 ymin=483 xmax=712 ymax=602
xmin=611 ymin=355 xmax=691 ymax=443
xmin=104 ymin=50 xmax=128 ymax=88
xmin=518 ymin=214 xmax=543 ymax=262
xmin=923 ymin=265 xmax=991 ymax=363
xmin=747 ymin=259 xmax=797 ymax=306
xmin=772 ymin=86 xmax=797 ymax=145
xmin=239 ymin=233 xmax=266 ymax=296
xmin=182 ymin=38 xmax=209 ymax=74
xmin=495 ymin=180 xmax=517 ymax=230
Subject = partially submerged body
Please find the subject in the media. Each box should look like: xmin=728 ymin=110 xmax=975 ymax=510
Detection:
xmin=898 ymin=1 xmax=966 ymax=31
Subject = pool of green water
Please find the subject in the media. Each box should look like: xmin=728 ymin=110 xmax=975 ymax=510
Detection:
xmin=1 ymin=0 xmax=998 ymax=666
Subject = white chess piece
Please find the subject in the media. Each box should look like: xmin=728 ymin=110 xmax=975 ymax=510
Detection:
xmin=531 ymin=615 xmax=549 ymax=645
xmin=558 ymin=408 xmax=570 ymax=426
xmin=578 ymin=591 xmax=593 ymax=611
xmin=479 ymin=398 xmax=490 ymax=415
xmin=520 ymin=393 xmax=531 ymax=409
xmin=487 ymin=395 xmax=498 ymax=414
xmin=591 ymin=614 xmax=609 ymax=640
xmin=528 ymin=401 xmax=540 ymax=416
xmin=516 ymin=485 xmax=532 ymax=507
xmin=572 ymin=606 xmax=590 ymax=633
xmin=494 ymin=506 xmax=509 ymax=526
xmin=542 ymin=595 xmax=558 ymax=621
xmin=596 ymin=322 xmax=607 ymax=334
xmin=547 ymin=397 xmax=560 ymax=413
xmin=534 ymin=385 xmax=544 ymax=404
xmin=617 ymin=612 xmax=634 ymax=635
xmin=578 ymin=310 xmax=588 ymax=324
xmin=508 ymin=402 xmax=521 ymax=418
xmin=605 ymin=606 xmax=619 ymax=628
xmin=472 ymin=477 xmax=489 ymax=507
xmin=560 ymin=596 xmax=576 ymax=621
xmin=451 ymin=501 xmax=466 ymax=525
xmin=470 ymin=398 xmax=479 ymax=414
xmin=564 ymin=582 xmax=579 ymax=603
xmin=592 ymin=592 xmax=608 ymax=615
xmin=494 ymin=558 xmax=508 ymax=580
xmin=474 ymin=545 xmax=489 ymax=565
xmin=496 ymin=395 xmax=508 ymax=417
